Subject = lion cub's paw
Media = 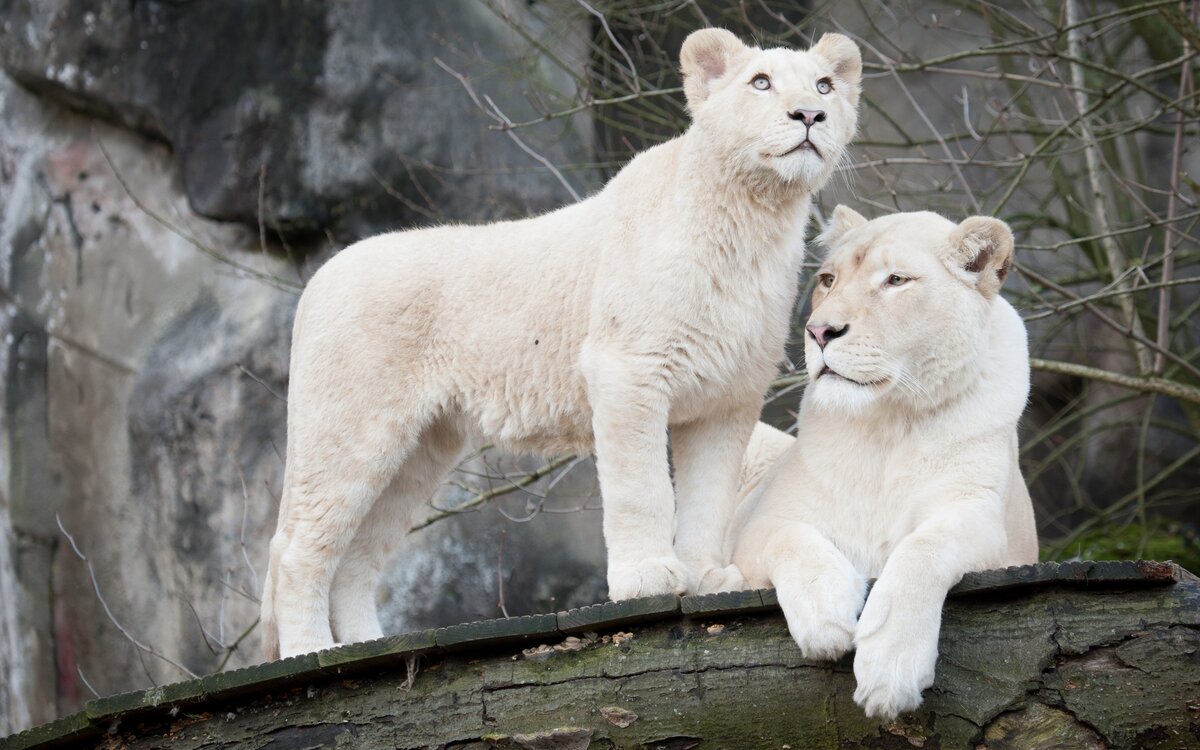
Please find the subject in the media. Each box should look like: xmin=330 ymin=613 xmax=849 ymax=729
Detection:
xmin=693 ymin=563 xmax=750 ymax=594
xmin=607 ymin=555 xmax=695 ymax=600
xmin=852 ymin=589 xmax=939 ymax=720
xmin=775 ymin=565 xmax=866 ymax=662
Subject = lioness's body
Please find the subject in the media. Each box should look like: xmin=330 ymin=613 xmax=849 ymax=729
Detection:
xmin=263 ymin=29 xmax=863 ymax=659
xmin=730 ymin=208 xmax=1037 ymax=720
xmin=734 ymin=302 xmax=1036 ymax=577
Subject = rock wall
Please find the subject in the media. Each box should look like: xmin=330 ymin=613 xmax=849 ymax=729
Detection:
xmin=0 ymin=1 xmax=602 ymax=734
xmin=0 ymin=0 xmax=593 ymax=236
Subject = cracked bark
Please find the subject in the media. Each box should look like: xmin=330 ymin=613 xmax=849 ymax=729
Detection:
xmin=4 ymin=570 xmax=1199 ymax=750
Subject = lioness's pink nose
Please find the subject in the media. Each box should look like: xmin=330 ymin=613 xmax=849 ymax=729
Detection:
xmin=806 ymin=322 xmax=848 ymax=349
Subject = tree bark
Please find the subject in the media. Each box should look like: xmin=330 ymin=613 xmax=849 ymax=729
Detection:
xmin=2 ymin=561 xmax=1198 ymax=750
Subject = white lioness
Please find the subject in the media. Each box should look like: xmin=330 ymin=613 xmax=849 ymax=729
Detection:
xmin=261 ymin=29 xmax=863 ymax=659
xmin=730 ymin=207 xmax=1038 ymax=719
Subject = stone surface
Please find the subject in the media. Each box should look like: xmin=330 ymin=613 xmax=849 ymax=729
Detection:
xmin=0 ymin=1 xmax=594 ymax=238
xmin=0 ymin=66 xmax=307 ymax=731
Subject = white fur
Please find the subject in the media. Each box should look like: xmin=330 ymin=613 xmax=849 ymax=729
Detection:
xmin=261 ymin=29 xmax=863 ymax=659
xmin=729 ymin=208 xmax=1038 ymax=720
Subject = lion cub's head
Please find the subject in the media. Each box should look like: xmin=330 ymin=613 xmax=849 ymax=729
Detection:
xmin=803 ymin=207 xmax=1016 ymax=414
xmin=679 ymin=29 xmax=861 ymax=187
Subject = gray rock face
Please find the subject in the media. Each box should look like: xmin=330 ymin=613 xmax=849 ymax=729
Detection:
xmin=0 ymin=0 xmax=592 ymax=236
xmin=0 ymin=2 xmax=603 ymax=734
xmin=0 ymin=70 xmax=304 ymax=730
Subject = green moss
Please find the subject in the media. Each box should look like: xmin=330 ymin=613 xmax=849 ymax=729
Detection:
xmin=1044 ymin=521 xmax=1200 ymax=575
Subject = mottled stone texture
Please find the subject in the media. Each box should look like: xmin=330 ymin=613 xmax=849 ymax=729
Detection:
xmin=0 ymin=2 xmax=599 ymax=735
xmin=0 ymin=0 xmax=592 ymax=237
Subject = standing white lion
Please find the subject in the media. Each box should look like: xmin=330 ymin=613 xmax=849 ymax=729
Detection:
xmin=262 ymin=29 xmax=863 ymax=659
xmin=730 ymin=207 xmax=1038 ymax=719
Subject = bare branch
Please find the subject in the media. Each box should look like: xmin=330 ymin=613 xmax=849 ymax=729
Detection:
xmin=56 ymin=514 xmax=199 ymax=680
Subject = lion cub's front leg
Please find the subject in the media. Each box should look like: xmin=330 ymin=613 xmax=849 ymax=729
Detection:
xmin=584 ymin=349 xmax=695 ymax=599
xmin=672 ymin=407 xmax=759 ymax=593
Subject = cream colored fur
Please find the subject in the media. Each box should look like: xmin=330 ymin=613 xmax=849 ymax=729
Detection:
xmin=261 ymin=29 xmax=863 ymax=659
xmin=730 ymin=207 xmax=1038 ymax=720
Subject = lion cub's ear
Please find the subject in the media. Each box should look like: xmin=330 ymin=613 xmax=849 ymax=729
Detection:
xmin=680 ymin=28 xmax=748 ymax=110
xmin=811 ymin=33 xmax=863 ymax=101
xmin=948 ymin=216 xmax=1015 ymax=297
xmin=818 ymin=204 xmax=869 ymax=248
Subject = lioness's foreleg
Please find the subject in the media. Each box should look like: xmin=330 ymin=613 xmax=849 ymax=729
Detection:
xmin=761 ymin=522 xmax=867 ymax=660
xmin=330 ymin=419 xmax=466 ymax=644
xmin=583 ymin=349 xmax=694 ymax=599
xmin=853 ymin=496 xmax=1007 ymax=719
xmin=672 ymin=405 xmax=759 ymax=593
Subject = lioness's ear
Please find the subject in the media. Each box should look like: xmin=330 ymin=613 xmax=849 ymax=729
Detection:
xmin=818 ymin=205 xmax=869 ymax=248
xmin=680 ymin=28 xmax=747 ymax=110
xmin=811 ymin=33 xmax=863 ymax=96
xmin=948 ymin=216 xmax=1014 ymax=297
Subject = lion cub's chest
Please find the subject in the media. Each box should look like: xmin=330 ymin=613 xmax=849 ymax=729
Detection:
xmin=667 ymin=247 xmax=801 ymax=415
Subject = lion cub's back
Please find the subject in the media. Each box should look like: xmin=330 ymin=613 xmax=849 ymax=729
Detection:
xmin=293 ymin=214 xmax=600 ymax=453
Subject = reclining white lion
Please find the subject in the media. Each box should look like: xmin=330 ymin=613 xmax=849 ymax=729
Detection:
xmin=262 ymin=28 xmax=863 ymax=659
xmin=729 ymin=207 xmax=1039 ymax=719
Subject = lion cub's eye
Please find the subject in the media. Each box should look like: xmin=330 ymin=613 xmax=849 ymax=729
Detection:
xmin=750 ymin=74 xmax=772 ymax=91
xmin=816 ymin=77 xmax=834 ymax=95
xmin=886 ymin=274 xmax=910 ymax=287
xmin=817 ymin=272 xmax=835 ymax=288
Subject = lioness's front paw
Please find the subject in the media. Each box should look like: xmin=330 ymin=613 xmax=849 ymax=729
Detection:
xmin=776 ymin=574 xmax=864 ymax=661
xmin=852 ymin=591 xmax=939 ymax=720
xmin=693 ymin=563 xmax=750 ymax=594
xmin=607 ymin=555 xmax=695 ymax=600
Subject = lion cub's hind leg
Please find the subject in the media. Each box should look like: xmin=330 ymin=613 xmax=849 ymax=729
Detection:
xmin=269 ymin=402 xmax=434 ymax=657
xmin=329 ymin=418 xmax=467 ymax=644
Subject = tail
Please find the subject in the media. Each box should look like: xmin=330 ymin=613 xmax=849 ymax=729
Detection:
xmin=260 ymin=559 xmax=280 ymax=661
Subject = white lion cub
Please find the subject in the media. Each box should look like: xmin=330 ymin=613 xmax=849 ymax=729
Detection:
xmin=261 ymin=29 xmax=863 ymax=659
xmin=730 ymin=208 xmax=1039 ymax=719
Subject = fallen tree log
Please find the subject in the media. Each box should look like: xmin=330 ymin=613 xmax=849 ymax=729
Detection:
xmin=2 ymin=561 xmax=1198 ymax=750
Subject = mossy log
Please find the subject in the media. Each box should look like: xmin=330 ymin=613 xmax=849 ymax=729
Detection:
xmin=3 ymin=561 xmax=1198 ymax=750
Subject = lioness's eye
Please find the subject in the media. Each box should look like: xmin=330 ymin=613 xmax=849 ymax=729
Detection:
xmin=886 ymin=274 xmax=909 ymax=286
xmin=751 ymin=74 xmax=771 ymax=91
xmin=818 ymin=273 xmax=835 ymax=288
xmin=816 ymin=77 xmax=833 ymax=95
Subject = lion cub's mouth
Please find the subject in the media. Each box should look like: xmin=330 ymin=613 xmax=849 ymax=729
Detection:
xmin=781 ymin=139 xmax=822 ymax=158
xmin=818 ymin=365 xmax=885 ymax=387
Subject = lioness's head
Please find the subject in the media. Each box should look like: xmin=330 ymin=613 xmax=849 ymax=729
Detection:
xmin=679 ymin=29 xmax=861 ymax=186
xmin=803 ymin=207 xmax=1015 ymax=414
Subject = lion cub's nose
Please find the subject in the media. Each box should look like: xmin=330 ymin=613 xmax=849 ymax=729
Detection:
xmin=788 ymin=109 xmax=826 ymax=126
xmin=806 ymin=322 xmax=848 ymax=349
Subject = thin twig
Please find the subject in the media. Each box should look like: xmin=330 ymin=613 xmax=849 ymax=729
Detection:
xmin=497 ymin=529 xmax=510 ymax=619
xmin=1029 ymin=357 xmax=1200 ymax=405
xmin=56 ymin=514 xmax=198 ymax=680
xmin=413 ymin=454 xmax=578 ymax=531
xmin=77 ymin=667 xmax=101 ymax=700
xmin=433 ymin=57 xmax=581 ymax=202
xmin=94 ymin=133 xmax=302 ymax=294
xmin=1065 ymin=0 xmax=1153 ymax=375
xmin=237 ymin=363 xmax=287 ymax=404
xmin=1155 ymin=4 xmax=1194 ymax=373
